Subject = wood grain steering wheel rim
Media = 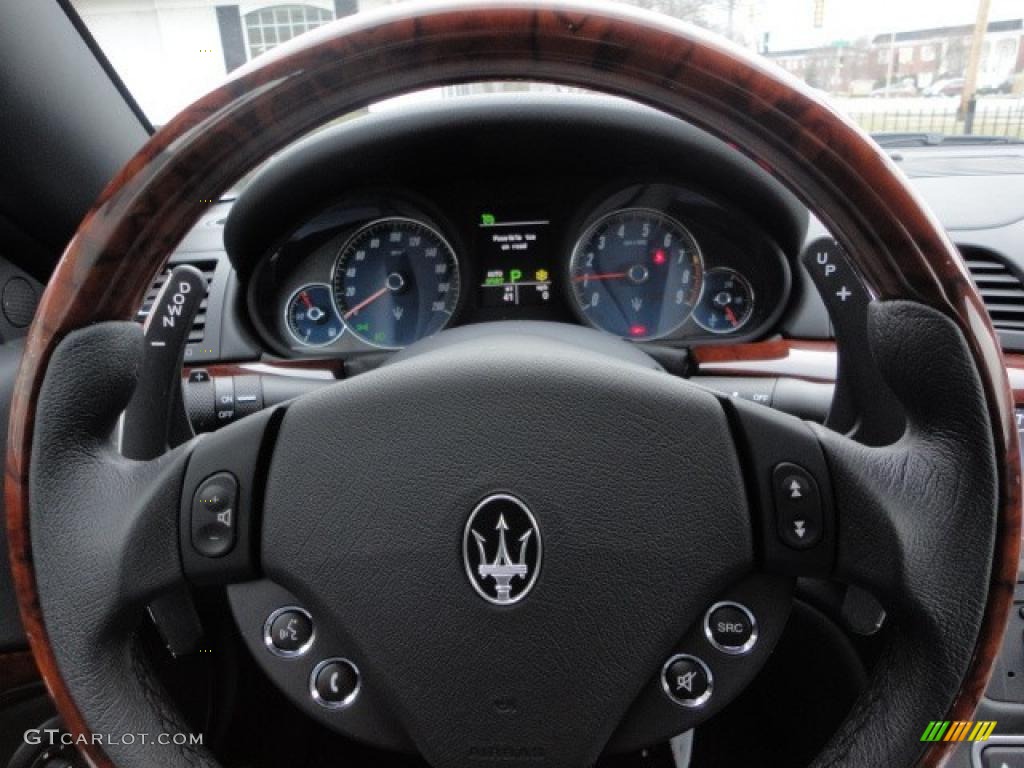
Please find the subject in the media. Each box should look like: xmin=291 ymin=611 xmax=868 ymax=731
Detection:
xmin=6 ymin=2 xmax=1020 ymax=766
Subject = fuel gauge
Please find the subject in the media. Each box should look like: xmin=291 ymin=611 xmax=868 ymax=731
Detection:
xmin=693 ymin=268 xmax=754 ymax=335
xmin=285 ymin=283 xmax=344 ymax=347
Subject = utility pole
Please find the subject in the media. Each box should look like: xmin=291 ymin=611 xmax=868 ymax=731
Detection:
xmin=960 ymin=0 xmax=992 ymax=133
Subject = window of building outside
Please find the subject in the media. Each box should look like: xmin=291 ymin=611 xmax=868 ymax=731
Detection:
xmin=920 ymin=45 xmax=935 ymax=62
xmin=245 ymin=5 xmax=334 ymax=60
xmin=995 ymin=38 xmax=1016 ymax=69
xmin=898 ymin=46 xmax=913 ymax=64
xmin=877 ymin=48 xmax=889 ymax=64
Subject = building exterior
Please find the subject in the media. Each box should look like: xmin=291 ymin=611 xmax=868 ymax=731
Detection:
xmin=767 ymin=18 xmax=1024 ymax=95
xmin=870 ymin=18 xmax=1023 ymax=90
xmin=75 ymin=1 xmax=373 ymax=123
xmin=767 ymin=42 xmax=875 ymax=93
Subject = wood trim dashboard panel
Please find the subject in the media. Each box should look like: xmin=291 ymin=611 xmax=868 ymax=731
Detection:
xmin=693 ymin=339 xmax=837 ymax=382
xmin=228 ymin=341 xmax=1024 ymax=407
xmin=698 ymin=340 xmax=1024 ymax=407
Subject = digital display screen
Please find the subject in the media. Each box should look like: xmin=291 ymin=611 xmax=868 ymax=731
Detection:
xmin=476 ymin=213 xmax=554 ymax=310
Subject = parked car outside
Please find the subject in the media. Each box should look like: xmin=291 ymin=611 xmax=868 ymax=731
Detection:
xmin=924 ymin=77 xmax=965 ymax=97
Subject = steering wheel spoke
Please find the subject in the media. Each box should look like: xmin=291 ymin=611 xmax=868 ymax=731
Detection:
xmin=30 ymin=324 xmax=191 ymax=629
xmin=27 ymin=323 xmax=219 ymax=766
xmin=728 ymin=300 xmax=1000 ymax=615
xmin=712 ymin=300 xmax=1006 ymax=766
xmin=816 ymin=302 xmax=1000 ymax=616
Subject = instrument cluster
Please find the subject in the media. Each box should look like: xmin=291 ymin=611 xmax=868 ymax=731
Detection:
xmin=247 ymin=183 xmax=791 ymax=357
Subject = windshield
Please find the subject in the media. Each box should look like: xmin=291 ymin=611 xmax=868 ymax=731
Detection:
xmin=69 ymin=0 xmax=1023 ymax=140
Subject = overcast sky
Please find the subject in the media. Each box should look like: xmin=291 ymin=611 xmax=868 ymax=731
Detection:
xmin=760 ymin=0 xmax=1024 ymax=50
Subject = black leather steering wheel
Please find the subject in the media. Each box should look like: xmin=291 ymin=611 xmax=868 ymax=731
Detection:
xmin=7 ymin=2 xmax=1020 ymax=767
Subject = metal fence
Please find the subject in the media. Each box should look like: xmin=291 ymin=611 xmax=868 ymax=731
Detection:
xmin=845 ymin=101 xmax=1024 ymax=139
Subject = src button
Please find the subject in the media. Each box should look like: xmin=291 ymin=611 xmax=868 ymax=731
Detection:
xmin=772 ymin=463 xmax=823 ymax=550
xmin=704 ymin=602 xmax=758 ymax=655
xmin=191 ymin=472 xmax=238 ymax=557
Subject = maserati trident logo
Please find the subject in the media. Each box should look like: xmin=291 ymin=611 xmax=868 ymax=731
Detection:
xmin=463 ymin=494 xmax=542 ymax=605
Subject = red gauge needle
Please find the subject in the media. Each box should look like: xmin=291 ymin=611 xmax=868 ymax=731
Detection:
xmin=724 ymin=306 xmax=739 ymax=326
xmin=343 ymin=286 xmax=389 ymax=319
xmin=299 ymin=291 xmax=314 ymax=309
xmin=572 ymin=272 xmax=627 ymax=283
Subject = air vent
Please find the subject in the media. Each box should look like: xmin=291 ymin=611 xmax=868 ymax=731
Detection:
xmin=135 ymin=259 xmax=217 ymax=343
xmin=963 ymin=249 xmax=1024 ymax=333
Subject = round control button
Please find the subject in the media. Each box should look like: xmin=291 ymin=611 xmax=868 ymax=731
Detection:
xmin=661 ymin=654 xmax=712 ymax=708
xmin=704 ymin=601 xmax=758 ymax=655
xmin=263 ymin=606 xmax=314 ymax=658
xmin=311 ymin=658 xmax=361 ymax=709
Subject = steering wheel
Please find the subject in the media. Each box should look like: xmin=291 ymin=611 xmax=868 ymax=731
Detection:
xmin=7 ymin=2 xmax=1020 ymax=767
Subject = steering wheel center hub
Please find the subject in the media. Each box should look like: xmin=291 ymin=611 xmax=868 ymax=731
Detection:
xmin=255 ymin=332 xmax=753 ymax=767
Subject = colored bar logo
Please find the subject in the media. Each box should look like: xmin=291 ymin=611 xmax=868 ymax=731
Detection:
xmin=920 ymin=720 xmax=996 ymax=742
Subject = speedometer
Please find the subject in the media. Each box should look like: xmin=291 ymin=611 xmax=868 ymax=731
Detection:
xmin=332 ymin=217 xmax=460 ymax=349
xmin=568 ymin=209 xmax=703 ymax=340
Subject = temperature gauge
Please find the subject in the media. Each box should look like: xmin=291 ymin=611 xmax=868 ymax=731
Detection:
xmin=693 ymin=268 xmax=754 ymax=334
xmin=285 ymin=283 xmax=344 ymax=347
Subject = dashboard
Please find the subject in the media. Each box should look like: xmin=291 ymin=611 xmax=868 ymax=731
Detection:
xmin=247 ymin=182 xmax=790 ymax=355
xmin=225 ymin=94 xmax=807 ymax=362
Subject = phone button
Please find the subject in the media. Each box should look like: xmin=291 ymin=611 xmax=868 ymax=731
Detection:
xmin=311 ymin=658 xmax=361 ymax=709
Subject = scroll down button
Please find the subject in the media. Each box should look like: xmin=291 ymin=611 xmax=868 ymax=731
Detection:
xmin=773 ymin=463 xmax=823 ymax=550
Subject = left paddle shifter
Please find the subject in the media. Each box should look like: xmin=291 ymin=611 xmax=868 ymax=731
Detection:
xmin=123 ymin=264 xmax=207 ymax=459
xmin=123 ymin=265 xmax=207 ymax=656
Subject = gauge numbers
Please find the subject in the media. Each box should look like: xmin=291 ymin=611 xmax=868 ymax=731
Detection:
xmin=332 ymin=217 xmax=460 ymax=349
xmin=569 ymin=209 xmax=703 ymax=340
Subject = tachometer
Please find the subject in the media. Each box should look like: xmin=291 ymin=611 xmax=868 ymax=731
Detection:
xmin=332 ymin=217 xmax=460 ymax=349
xmin=568 ymin=208 xmax=703 ymax=340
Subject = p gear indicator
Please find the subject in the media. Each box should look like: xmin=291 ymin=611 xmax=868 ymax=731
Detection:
xmin=477 ymin=215 xmax=554 ymax=309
